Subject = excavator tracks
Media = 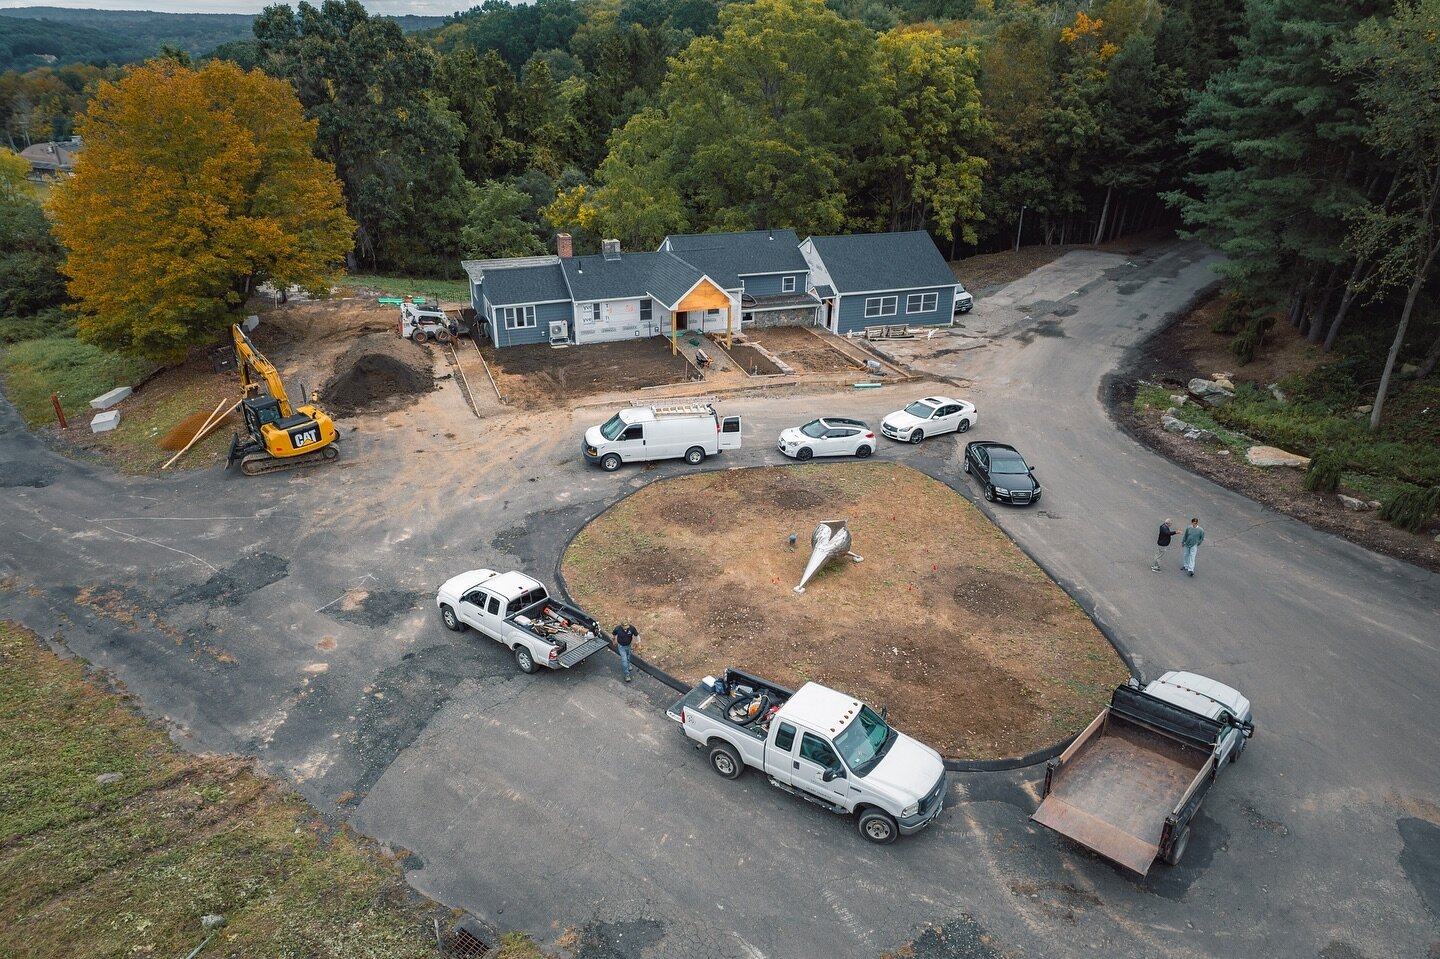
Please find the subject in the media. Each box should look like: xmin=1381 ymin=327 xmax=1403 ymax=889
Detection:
xmin=239 ymin=444 xmax=340 ymax=476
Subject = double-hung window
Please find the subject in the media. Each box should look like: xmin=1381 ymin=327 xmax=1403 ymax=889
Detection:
xmin=503 ymin=305 xmax=537 ymax=329
xmin=639 ymin=299 xmax=653 ymax=323
xmin=906 ymin=292 xmax=938 ymax=314
xmin=864 ymin=296 xmax=898 ymax=319
xmin=782 ymin=275 xmax=796 ymax=293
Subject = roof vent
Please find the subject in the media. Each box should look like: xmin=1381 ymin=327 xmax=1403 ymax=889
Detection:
xmin=601 ymin=239 xmax=621 ymax=261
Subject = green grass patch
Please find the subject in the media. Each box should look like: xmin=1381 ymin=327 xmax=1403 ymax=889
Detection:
xmin=340 ymin=273 xmax=472 ymax=303
xmin=0 ymin=621 xmax=443 ymax=959
xmin=1133 ymin=382 xmax=1173 ymax=415
xmin=0 ymin=337 xmax=153 ymax=425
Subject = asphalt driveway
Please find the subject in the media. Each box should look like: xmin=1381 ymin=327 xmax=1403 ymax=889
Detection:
xmin=1 ymin=239 xmax=1436 ymax=959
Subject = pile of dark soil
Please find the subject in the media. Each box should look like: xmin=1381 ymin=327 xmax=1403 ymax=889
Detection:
xmin=322 ymin=333 xmax=433 ymax=415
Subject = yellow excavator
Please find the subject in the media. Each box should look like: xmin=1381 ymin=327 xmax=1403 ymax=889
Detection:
xmin=225 ymin=324 xmax=339 ymax=475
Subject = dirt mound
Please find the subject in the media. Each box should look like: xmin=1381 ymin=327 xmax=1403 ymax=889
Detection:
xmin=322 ymin=333 xmax=433 ymax=415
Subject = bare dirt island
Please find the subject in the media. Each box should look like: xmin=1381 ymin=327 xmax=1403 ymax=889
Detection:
xmin=562 ymin=462 xmax=1128 ymax=759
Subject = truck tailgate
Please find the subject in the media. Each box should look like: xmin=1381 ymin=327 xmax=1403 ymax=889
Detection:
xmin=555 ymin=635 xmax=609 ymax=668
xmin=1032 ymin=726 xmax=1204 ymax=876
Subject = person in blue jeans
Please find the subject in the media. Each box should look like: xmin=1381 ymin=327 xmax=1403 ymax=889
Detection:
xmin=1180 ymin=518 xmax=1205 ymax=576
xmin=611 ymin=621 xmax=639 ymax=682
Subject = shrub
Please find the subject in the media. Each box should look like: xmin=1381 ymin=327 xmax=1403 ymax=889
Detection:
xmin=1228 ymin=314 xmax=1275 ymax=366
xmin=1304 ymin=447 xmax=1345 ymax=493
xmin=0 ymin=305 xmax=77 ymax=344
xmin=1211 ymin=296 xmax=1250 ymax=334
xmin=0 ymin=336 xmax=152 ymax=424
xmin=1379 ymin=485 xmax=1440 ymax=533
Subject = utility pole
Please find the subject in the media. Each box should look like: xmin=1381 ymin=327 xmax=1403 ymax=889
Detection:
xmin=1014 ymin=205 xmax=1027 ymax=252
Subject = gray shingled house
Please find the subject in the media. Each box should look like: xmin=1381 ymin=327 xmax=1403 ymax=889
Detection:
xmin=800 ymin=231 xmax=960 ymax=336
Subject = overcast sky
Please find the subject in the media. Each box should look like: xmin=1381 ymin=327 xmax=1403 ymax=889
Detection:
xmin=0 ymin=1 xmax=470 ymax=14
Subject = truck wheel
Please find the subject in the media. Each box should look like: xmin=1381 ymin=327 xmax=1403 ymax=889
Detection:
xmin=514 ymin=646 xmax=537 ymax=674
xmin=708 ymin=743 xmax=743 ymax=780
xmin=858 ymin=809 xmax=898 ymax=844
xmin=600 ymin=453 xmax=621 ymax=472
xmin=1162 ymin=826 xmax=1191 ymax=866
xmin=685 ymin=446 xmax=705 ymax=465
xmin=440 ymin=605 xmax=465 ymax=632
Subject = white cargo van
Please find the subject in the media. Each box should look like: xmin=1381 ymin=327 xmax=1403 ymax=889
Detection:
xmin=583 ymin=401 xmax=742 ymax=471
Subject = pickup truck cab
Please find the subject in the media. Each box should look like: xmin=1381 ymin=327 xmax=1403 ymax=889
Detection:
xmin=1032 ymin=671 xmax=1254 ymax=874
xmin=436 ymin=569 xmax=609 ymax=674
xmin=667 ymin=667 xmax=947 ymax=844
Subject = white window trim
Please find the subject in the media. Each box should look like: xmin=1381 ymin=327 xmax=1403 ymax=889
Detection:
xmin=906 ymin=292 xmax=938 ymax=314
xmin=782 ymin=275 xmax=796 ymax=293
xmin=864 ymin=296 xmax=898 ymax=319
xmin=639 ymin=298 xmax=653 ymax=322
xmin=504 ymin=305 xmax=537 ymax=329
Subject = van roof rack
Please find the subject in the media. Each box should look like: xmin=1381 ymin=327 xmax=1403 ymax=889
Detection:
xmin=635 ymin=397 xmax=717 ymax=416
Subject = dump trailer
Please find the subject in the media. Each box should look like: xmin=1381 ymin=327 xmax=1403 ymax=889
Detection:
xmin=1031 ymin=671 xmax=1254 ymax=875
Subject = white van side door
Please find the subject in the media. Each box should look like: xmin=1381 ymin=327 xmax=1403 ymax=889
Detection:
xmin=719 ymin=415 xmax=742 ymax=450
xmin=616 ymin=421 xmax=646 ymax=461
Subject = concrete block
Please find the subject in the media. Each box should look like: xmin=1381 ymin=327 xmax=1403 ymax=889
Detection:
xmin=90 ymin=409 xmax=121 ymax=433
xmin=90 ymin=386 xmax=132 ymax=409
xmin=242 ymin=314 xmax=260 ymax=332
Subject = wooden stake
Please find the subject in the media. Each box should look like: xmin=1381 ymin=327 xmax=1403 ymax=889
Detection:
xmin=161 ymin=398 xmax=237 ymax=469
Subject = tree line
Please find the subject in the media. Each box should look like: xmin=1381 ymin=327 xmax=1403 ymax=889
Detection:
xmin=0 ymin=0 xmax=1436 ymax=430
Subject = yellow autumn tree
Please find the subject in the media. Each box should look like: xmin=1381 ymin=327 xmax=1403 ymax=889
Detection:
xmin=50 ymin=58 xmax=354 ymax=361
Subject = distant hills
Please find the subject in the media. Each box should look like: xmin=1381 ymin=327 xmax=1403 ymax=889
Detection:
xmin=0 ymin=6 xmax=447 ymax=72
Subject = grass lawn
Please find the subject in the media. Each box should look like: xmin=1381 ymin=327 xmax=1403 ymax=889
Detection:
xmin=0 ymin=337 xmax=154 ymax=426
xmin=338 ymin=273 xmax=472 ymax=304
xmin=0 ymin=620 xmax=552 ymax=959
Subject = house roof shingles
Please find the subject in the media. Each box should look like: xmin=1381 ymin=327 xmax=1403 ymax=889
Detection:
xmin=481 ymin=262 xmax=571 ymax=306
xmin=806 ymin=231 xmax=955 ymax=294
xmin=663 ymin=229 xmax=809 ymax=288
xmin=561 ymin=251 xmax=709 ymax=308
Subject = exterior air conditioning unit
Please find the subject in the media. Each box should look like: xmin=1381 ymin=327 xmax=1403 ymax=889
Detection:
xmin=549 ymin=320 xmax=569 ymax=345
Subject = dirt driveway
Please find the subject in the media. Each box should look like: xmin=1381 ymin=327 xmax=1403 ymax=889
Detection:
xmin=744 ymin=327 xmax=865 ymax=374
xmin=480 ymin=338 xmax=694 ymax=408
xmin=561 ymin=462 xmax=1127 ymax=759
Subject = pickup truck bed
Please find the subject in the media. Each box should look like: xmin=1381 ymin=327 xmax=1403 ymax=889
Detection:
xmin=666 ymin=668 xmax=793 ymax=740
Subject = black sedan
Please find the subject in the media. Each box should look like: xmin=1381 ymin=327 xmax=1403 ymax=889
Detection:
xmin=963 ymin=441 xmax=1041 ymax=505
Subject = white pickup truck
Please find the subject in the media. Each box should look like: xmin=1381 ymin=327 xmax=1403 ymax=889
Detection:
xmin=436 ymin=569 xmax=610 ymax=673
xmin=667 ymin=667 xmax=948 ymax=844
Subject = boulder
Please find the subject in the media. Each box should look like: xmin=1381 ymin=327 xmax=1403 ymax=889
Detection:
xmin=1338 ymin=494 xmax=1371 ymax=511
xmin=1353 ymin=404 xmax=1373 ymax=415
xmin=1401 ymin=363 xmax=1419 ymax=376
xmin=1188 ymin=378 xmax=1235 ymax=406
xmin=1184 ymin=428 xmax=1217 ymax=442
xmin=96 ymin=772 xmax=124 ymax=785
xmin=1213 ymin=376 xmax=1236 ymax=392
xmin=1169 ymin=394 xmax=1188 ymax=406
xmin=1267 ymin=383 xmax=1288 ymax=403
xmin=1161 ymin=414 xmax=1190 ymax=434
xmin=90 ymin=409 xmax=121 ymax=433
xmin=1246 ymin=445 xmax=1311 ymax=468
xmin=89 ymin=386 xmax=131 ymax=410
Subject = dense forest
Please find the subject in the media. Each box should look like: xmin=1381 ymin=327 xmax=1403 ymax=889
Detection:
xmin=1 ymin=0 xmax=1437 ymax=458
xmin=0 ymin=7 xmax=446 ymax=73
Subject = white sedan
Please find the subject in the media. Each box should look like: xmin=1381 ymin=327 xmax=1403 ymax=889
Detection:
xmin=881 ymin=396 xmax=977 ymax=444
xmin=777 ymin=417 xmax=876 ymax=460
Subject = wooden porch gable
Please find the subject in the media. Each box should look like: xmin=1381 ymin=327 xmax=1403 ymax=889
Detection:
xmin=671 ymin=278 xmax=733 ymax=353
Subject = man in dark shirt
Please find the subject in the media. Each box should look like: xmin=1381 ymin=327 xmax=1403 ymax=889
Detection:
xmin=1152 ymin=518 xmax=1176 ymax=572
xmin=611 ymin=621 xmax=639 ymax=682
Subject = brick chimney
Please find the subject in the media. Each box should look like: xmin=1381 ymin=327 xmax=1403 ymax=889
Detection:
xmin=556 ymin=232 xmax=573 ymax=257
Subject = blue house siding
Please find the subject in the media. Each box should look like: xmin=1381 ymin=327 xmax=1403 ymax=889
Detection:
xmin=740 ymin=272 xmax=807 ymax=297
xmin=489 ymin=300 xmax=570 ymax=348
xmin=834 ymin=285 xmax=953 ymax=335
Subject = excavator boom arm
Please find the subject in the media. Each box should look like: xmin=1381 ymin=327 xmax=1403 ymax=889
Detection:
xmin=231 ymin=325 xmax=294 ymax=416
